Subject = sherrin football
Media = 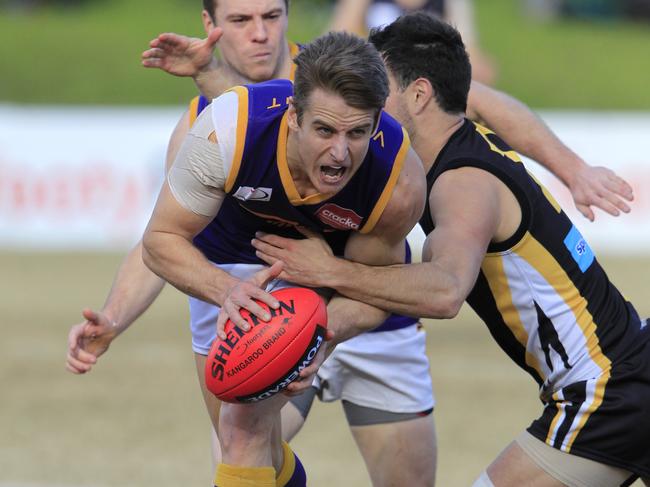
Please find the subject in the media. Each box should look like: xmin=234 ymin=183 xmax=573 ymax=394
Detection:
xmin=205 ymin=287 xmax=327 ymax=403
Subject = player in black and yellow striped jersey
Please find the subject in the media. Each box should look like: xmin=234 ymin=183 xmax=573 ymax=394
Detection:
xmin=252 ymin=12 xmax=649 ymax=486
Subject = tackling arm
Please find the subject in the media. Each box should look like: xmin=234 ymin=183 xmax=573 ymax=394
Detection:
xmin=253 ymin=166 xmax=502 ymax=320
xmin=324 ymin=167 xmax=501 ymax=318
xmin=313 ymin=147 xmax=427 ymax=344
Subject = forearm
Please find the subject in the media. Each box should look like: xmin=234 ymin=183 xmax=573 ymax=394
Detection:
xmin=468 ymin=82 xmax=585 ymax=187
xmin=193 ymin=58 xmax=242 ymax=100
xmin=100 ymin=240 xmax=166 ymax=334
xmin=325 ymin=294 xmax=389 ymax=347
xmin=142 ymin=231 xmax=236 ymax=306
xmin=323 ymin=259 xmax=462 ymax=320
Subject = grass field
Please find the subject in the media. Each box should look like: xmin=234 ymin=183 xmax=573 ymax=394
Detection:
xmin=1 ymin=0 xmax=650 ymax=108
xmin=1 ymin=251 xmax=648 ymax=486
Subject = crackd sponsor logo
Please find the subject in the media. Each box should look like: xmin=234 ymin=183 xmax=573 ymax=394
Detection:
xmin=236 ymin=330 xmax=325 ymax=403
xmin=208 ymin=299 xmax=297 ymax=382
xmin=316 ymin=203 xmax=362 ymax=231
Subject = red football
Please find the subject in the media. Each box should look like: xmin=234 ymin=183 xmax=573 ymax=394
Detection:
xmin=205 ymin=287 xmax=327 ymax=403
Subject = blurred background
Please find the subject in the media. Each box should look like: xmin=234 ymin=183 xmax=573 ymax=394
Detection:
xmin=1 ymin=0 xmax=649 ymax=486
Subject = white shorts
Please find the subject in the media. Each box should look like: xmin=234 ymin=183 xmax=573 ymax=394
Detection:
xmin=188 ymin=263 xmax=292 ymax=355
xmin=314 ymin=324 xmax=435 ymax=414
xmin=189 ymin=263 xmax=434 ymax=414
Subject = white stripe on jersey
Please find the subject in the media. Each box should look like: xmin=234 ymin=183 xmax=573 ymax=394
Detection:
xmin=546 ymin=388 xmax=566 ymax=447
xmin=210 ymin=90 xmax=239 ymax=180
xmin=505 ymin=252 xmax=603 ymax=388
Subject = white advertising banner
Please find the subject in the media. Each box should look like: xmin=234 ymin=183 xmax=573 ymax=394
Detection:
xmin=0 ymin=105 xmax=177 ymax=250
xmin=0 ymin=105 xmax=648 ymax=254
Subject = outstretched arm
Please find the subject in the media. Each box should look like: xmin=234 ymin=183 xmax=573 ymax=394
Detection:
xmin=466 ymin=81 xmax=634 ymax=221
xmin=66 ymin=110 xmax=192 ymax=374
xmin=65 ymin=249 xmax=165 ymax=374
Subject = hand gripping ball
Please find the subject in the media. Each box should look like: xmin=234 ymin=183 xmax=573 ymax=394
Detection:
xmin=205 ymin=287 xmax=327 ymax=403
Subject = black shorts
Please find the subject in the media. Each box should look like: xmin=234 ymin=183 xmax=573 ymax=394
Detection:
xmin=528 ymin=334 xmax=650 ymax=478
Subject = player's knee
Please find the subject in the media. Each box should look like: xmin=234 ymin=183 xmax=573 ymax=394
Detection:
xmin=471 ymin=470 xmax=495 ymax=487
xmin=218 ymin=407 xmax=274 ymax=459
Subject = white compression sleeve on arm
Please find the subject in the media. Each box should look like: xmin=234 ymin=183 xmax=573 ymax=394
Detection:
xmin=167 ymin=105 xmax=226 ymax=218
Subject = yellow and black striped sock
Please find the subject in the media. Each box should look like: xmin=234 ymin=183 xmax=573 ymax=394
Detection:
xmin=276 ymin=441 xmax=307 ymax=487
xmin=276 ymin=441 xmax=296 ymax=486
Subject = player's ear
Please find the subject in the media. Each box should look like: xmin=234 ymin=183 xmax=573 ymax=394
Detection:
xmin=202 ymin=9 xmax=216 ymax=35
xmin=287 ymin=97 xmax=300 ymax=130
xmin=411 ymin=77 xmax=434 ymax=114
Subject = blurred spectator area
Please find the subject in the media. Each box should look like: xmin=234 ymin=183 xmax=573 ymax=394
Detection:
xmin=525 ymin=0 xmax=650 ymax=20
xmin=1 ymin=0 xmax=101 ymax=10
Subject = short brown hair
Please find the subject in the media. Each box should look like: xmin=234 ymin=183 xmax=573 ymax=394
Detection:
xmin=292 ymin=31 xmax=389 ymax=124
xmin=203 ymin=0 xmax=289 ymax=22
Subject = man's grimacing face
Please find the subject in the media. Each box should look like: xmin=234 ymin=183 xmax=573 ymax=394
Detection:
xmin=206 ymin=0 xmax=289 ymax=82
xmin=288 ymin=89 xmax=378 ymax=196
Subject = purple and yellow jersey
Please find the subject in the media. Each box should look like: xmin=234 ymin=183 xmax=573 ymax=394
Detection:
xmin=195 ymin=78 xmax=409 ymax=266
xmin=186 ymin=46 xmax=417 ymax=332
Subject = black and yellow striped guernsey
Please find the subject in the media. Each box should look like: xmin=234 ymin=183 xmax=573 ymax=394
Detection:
xmin=420 ymin=119 xmax=649 ymax=469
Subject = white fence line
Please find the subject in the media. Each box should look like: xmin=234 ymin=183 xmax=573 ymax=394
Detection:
xmin=1 ymin=105 xmax=648 ymax=254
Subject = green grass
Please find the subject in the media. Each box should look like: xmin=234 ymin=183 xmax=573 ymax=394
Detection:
xmin=2 ymin=251 xmax=647 ymax=486
xmin=476 ymin=0 xmax=650 ymax=109
xmin=0 ymin=0 xmax=649 ymax=108
xmin=0 ymin=0 xmax=328 ymax=105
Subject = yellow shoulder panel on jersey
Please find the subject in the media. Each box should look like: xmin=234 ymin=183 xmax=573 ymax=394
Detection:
xmin=360 ymin=127 xmax=411 ymax=234
xmin=474 ymin=122 xmax=522 ymax=164
xmin=224 ymin=86 xmax=250 ymax=193
xmin=188 ymin=96 xmax=201 ymax=128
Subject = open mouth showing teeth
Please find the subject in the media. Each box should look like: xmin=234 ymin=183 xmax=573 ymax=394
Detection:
xmin=320 ymin=165 xmax=346 ymax=183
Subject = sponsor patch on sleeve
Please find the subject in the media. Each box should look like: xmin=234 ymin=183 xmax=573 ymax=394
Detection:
xmin=563 ymin=225 xmax=594 ymax=272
